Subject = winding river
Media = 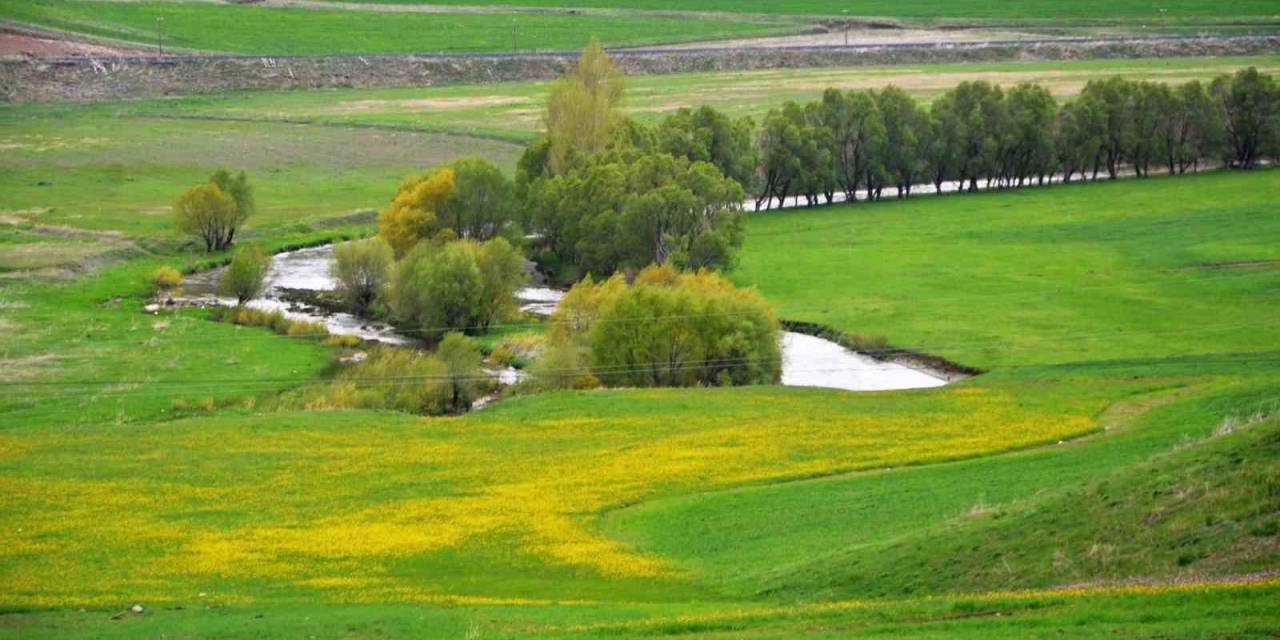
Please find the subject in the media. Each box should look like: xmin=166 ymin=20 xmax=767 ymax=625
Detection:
xmin=175 ymin=244 xmax=948 ymax=392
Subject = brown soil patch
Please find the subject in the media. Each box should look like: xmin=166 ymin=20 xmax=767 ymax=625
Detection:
xmin=1174 ymin=258 xmax=1280 ymax=271
xmin=0 ymin=30 xmax=148 ymax=57
xmin=333 ymin=96 xmax=528 ymax=112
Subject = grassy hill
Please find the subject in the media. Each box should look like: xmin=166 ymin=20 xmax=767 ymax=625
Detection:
xmin=1 ymin=62 xmax=1278 ymax=636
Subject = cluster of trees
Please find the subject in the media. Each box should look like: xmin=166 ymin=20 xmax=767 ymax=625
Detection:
xmin=378 ymin=156 xmax=520 ymax=258
xmin=755 ymin=67 xmax=1278 ymax=209
xmin=519 ymin=40 xmax=753 ymax=278
xmin=530 ymin=264 xmax=780 ymax=390
xmin=174 ymin=169 xmax=255 ymax=252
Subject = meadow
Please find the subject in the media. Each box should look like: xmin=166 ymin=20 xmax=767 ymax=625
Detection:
xmin=12 ymin=55 xmax=1276 ymax=143
xmin=320 ymin=0 xmax=1280 ymax=22
xmin=0 ymin=0 xmax=788 ymax=55
xmin=2 ymin=56 xmax=1279 ymax=637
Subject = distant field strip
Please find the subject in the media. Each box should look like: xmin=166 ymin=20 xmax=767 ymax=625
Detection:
xmin=0 ymin=1 xmax=788 ymax=55
xmin=69 ymin=55 xmax=1280 ymax=141
xmin=313 ymin=0 xmax=1280 ymax=21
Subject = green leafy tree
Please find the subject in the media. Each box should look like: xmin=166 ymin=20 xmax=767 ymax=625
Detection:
xmin=390 ymin=241 xmax=483 ymax=342
xmin=585 ymin=267 xmax=780 ymax=388
xmin=1153 ymin=80 xmax=1225 ymax=175
xmin=219 ymin=244 xmax=269 ymax=306
xmin=875 ymin=86 xmax=927 ymax=196
xmin=436 ymin=332 xmax=483 ymax=412
xmin=174 ymin=182 xmax=241 ymax=252
xmin=545 ymin=38 xmax=625 ymax=174
xmin=1210 ymin=67 xmax=1279 ymax=169
xmin=1082 ymin=77 xmax=1138 ymax=178
xmin=209 ymin=169 xmax=256 ymax=224
xmin=332 ymin=237 xmax=394 ymax=316
xmin=474 ymin=237 xmax=528 ymax=330
xmin=440 ymin=157 xmax=517 ymax=241
xmin=1002 ymin=82 xmax=1058 ymax=186
xmin=657 ymin=106 xmax=758 ymax=192
xmin=1055 ymin=94 xmax=1106 ymax=183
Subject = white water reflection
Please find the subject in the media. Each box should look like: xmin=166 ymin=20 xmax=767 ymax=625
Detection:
xmin=781 ymin=332 xmax=946 ymax=391
xmin=175 ymin=244 xmax=951 ymax=392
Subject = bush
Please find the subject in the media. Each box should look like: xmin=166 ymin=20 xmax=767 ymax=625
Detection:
xmin=436 ymin=332 xmax=484 ymax=411
xmin=311 ymin=342 xmax=490 ymax=415
xmin=540 ymin=265 xmax=779 ymax=388
xmin=215 ymin=306 xmax=329 ymax=340
xmin=219 ymin=244 xmax=270 ymax=305
xmin=333 ymin=237 xmax=393 ymax=316
xmin=526 ymin=340 xmax=598 ymax=391
xmin=324 ymin=334 xmax=364 ymax=348
xmin=149 ymin=265 xmax=182 ymax=290
xmin=390 ymin=238 xmax=527 ymax=343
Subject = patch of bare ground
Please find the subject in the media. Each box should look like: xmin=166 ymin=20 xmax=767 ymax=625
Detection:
xmin=1172 ymin=258 xmax=1280 ymax=271
xmin=1059 ymin=567 xmax=1280 ymax=590
xmin=0 ymin=354 xmax=60 ymax=382
xmin=629 ymin=27 xmax=1047 ymax=50
xmin=0 ymin=28 xmax=150 ymax=58
xmin=331 ymin=95 xmax=528 ymax=112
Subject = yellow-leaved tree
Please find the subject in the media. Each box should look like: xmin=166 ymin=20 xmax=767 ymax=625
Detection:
xmin=378 ymin=168 xmax=455 ymax=258
xmin=545 ymin=38 xmax=625 ymax=174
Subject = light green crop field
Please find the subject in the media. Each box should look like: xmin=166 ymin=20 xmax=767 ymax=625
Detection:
xmin=0 ymin=0 xmax=789 ymax=55
xmin=38 ymin=55 xmax=1280 ymax=143
xmin=318 ymin=0 xmax=1280 ymax=22
xmin=2 ymin=61 xmax=1279 ymax=636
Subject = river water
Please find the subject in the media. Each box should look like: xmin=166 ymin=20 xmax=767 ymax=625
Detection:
xmin=176 ymin=244 xmax=948 ymax=392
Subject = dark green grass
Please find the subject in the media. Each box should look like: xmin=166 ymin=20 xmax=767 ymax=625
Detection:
xmin=318 ymin=0 xmax=1280 ymax=21
xmin=733 ymin=170 xmax=1280 ymax=369
xmin=0 ymin=1 xmax=785 ymax=55
xmin=2 ymin=583 xmax=1276 ymax=639
xmin=605 ymin=382 xmax=1280 ymax=597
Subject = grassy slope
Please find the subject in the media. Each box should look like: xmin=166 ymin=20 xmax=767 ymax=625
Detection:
xmin=0 ymin=1 xmax=785 ymax=55
xmin=3 ymin=68 xmax=1280 ymax=636
xmin=318 ymin=0 xmax=1280 ymax=21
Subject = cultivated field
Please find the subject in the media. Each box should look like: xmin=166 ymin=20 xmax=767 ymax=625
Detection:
xmin=1 ymin=28 xmax=1278 ymax=640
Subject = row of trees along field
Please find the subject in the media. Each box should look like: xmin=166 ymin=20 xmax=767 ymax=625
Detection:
xmin=753 ymin=69 xmax=1278 ymax=209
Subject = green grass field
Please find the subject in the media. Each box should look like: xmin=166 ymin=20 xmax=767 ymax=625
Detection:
xmin=2 ymin=58 xmax=1279 ymax=636
xmin=317 ymin=0 xmax=1280 ymax=21
xmin=0 ymin=0 xmax=788 ymax=55
xmin=14 ymin=55 xmax=1275 ymax=143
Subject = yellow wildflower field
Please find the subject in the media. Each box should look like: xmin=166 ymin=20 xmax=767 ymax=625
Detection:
xmin=0 ymin=383 xmax=1103 ymax=607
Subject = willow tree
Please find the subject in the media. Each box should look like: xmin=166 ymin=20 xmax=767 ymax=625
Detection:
xmin=544 ymin=38 xmax=625 ymax=174
xmin=377 ymin=168 xmax=454 ymax=258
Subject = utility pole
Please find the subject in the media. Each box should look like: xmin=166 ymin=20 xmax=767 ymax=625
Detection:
xmin=841 ymin=10 xmax=849 ymax=47
xmin=512 ymin=20 xmax=518 ymax=54
xmin=156 ymin=16 xmax=164 ymax=56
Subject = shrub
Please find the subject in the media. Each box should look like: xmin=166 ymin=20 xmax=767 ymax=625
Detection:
xmin=215 ymin=306 xmax=329 ymax=340
xmin=317 ymin=342 xmax=489 ymax=415
xmin=582 ymin=266 xmax=780 ymax=387
xmin=333 ymin=237 xmax=393 ymax=316
xmin=390 ymin=238 xmax=527 ymax=343
xmin=219 ymin=244 xmax=269 ymax=305
xmin=526 ymin=340 xmax=598 ymax=391
xmin=324 ymin=334 xmax=364 ymax=348
xmin=149 ymin=265 xmax=182 ymax=290
xmin=436 ymin=332 xmax=484 ymax=412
